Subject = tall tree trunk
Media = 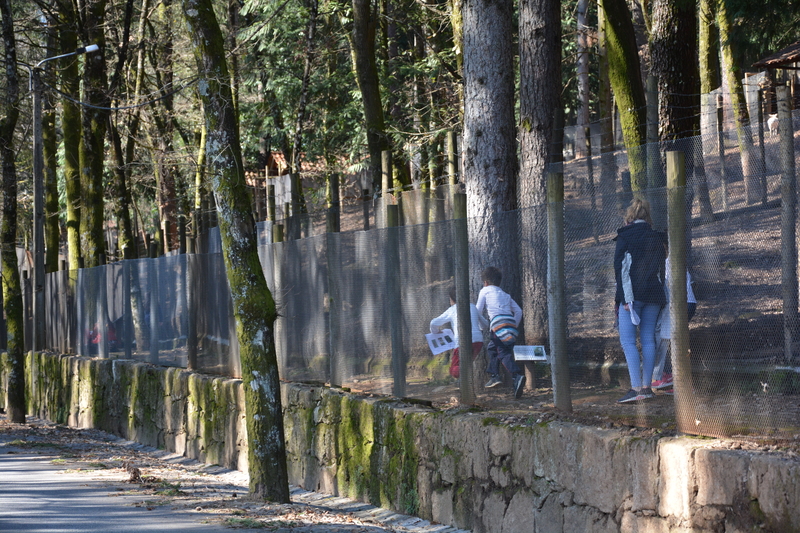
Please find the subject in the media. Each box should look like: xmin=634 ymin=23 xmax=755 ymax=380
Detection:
xmin=575 ymin=0 xmax=590 ymax=158
xmin=149 ymin=0 xmax=178 ymax=252
xmin=717 ymin=0 xmax=762 ymax=205
xmin=463 ymin=0 xmax=519 ymax=294
xmin=694 ymin=0 xmax=718 ymax=222
xmin=58 ymin=3 xmax=83 ymax=270
xmin=108 ymin=0 xmax=137 ymax=258
xmin=599 ymin=0 xmax=647 ymax=191
xmin=227 ymin=0 xmax=241 ymax=116
xmin=109 ymin=123 xmax=137 ymax=257
xmin=346 ymin=0 xmax=389 ymax=190
xmin=650 ymin=0 xmax=698 ymax=143
xmin=650 ymin=0 xmax=698 ymax=253
xmin=518 ymin=0 xmax=560 ymax=346
xmin=0 ymin=0 xmax=25 ymax=423
xmin=79 ymin=0 xmax=110 ymax=267
xmin=291 ymin=0 xmax=318 ymax=176
xmin=43 ymin=24 xmax=60 ymax=273
xmin=450 ymin=0 xmax=464 ymax=119
xmin=597 ymin=1 xmax=619 ymax=211
xmin=182 ymin=0 xmax=290 ymax=502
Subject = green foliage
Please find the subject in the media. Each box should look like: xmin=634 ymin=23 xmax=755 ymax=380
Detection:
xmin=238 ymin=0 xmax=363 ymax=172
xmin=726 ymin=0 xmax=800 ymax=67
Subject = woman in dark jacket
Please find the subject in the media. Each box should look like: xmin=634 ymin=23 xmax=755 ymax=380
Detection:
xmin=614 ymin=198 xmax=666 ymax=403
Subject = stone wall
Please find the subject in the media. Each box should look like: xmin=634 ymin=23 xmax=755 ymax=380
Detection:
xmin=3 ymin=352 xmax=800 ymax=533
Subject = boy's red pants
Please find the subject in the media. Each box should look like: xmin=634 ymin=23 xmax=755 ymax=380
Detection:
xmin=450 ymin=342 xmax=483 ymax=379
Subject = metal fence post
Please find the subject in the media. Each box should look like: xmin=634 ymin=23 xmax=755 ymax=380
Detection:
xmin=453 ymin=193 xmax=474 ymax=405
xmin=758 ymin=88 xmax=768 ymax=206
xmin=327 ymin=174 xmax=342 ymax=386
xmin=386 ymin=204 xmax=405 ymax=397
xmin=777 ymin=85 xmax=798 ymax=361
xmin=149 ymin=242 xmax=159 ymax=364
xmin=667 ymin=150 xmax=695 ymax=433
xmin=122 ymin=258 xmax=133 ymax=360
xmin=547 ymin=172 xmax=571 ymax=412
xmin=98 ymin=260 xmax=108 ymax=359
xmin=186 ymin=254 xmax=198 ymax=370
xmin=717 ymin=96 xmax=729 ymax=211
xmin=362 ymin=189 xmax=370 ymax=231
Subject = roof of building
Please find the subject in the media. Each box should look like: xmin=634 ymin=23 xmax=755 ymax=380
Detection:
xmin=753 ymin=39 xmax=800 ymax=68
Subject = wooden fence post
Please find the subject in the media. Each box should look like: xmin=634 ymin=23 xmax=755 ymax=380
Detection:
xmin=547 ymin=172 xmax=571 ymax=412
xmin=777 ymin=85 xmax=798 ymax=361
xmin=666 ymin=150 xmax=696 ymax=433
xmin=447 ymin=131 xmax=458 ymax=186
xmin=453 ymin=192 xmax=474 ymax=405
xmin=717 ymin=95 xmax=729 ymax=211
xmin=387 ymin=204 xmax=405 ymax=397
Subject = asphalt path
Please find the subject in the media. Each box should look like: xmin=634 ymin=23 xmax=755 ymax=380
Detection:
xmin=0 ymin=416 xmax=467 ymax=533
xmin=0 ymin=452 xmax=266 ymax=533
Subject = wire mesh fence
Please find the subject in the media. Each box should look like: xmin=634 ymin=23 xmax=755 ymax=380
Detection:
xmin=21 ymin=108 xmax=800 ymax=440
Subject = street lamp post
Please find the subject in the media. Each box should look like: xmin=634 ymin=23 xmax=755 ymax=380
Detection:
xmin=27 ymin=44 xmax=99 ymax=352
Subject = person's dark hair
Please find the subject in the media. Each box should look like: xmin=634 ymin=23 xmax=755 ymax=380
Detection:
xmin=449 ymin=285 xmax=457 ymax=303
xmin=482 ymin=266 xmax=502 ymax=286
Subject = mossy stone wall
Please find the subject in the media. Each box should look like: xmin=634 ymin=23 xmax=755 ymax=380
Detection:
xmin=4 ymin=352 xmax=800 ymax=533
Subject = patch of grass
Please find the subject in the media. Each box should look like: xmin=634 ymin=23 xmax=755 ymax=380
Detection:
xmin=51 ymin=458 xmax=66 ymax=464
xmin=87 ymin=462 xmax=109 ymax=469
xmin=141 ymin=499 xmax=168 ymax=507
xmin=154 ymin=481 xmax=185 ymax=496
xmin=223 ymin=517 xmax=267 ymax=528
xmin=6 ymin=439 xmax=61 ymax=449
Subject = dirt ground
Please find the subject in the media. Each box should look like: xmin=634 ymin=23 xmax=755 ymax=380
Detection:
xmin=335 ymin=171 xmax=800 ymax=444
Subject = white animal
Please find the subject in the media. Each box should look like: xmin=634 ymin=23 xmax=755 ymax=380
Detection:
xmin=767 ymin=114 xmax=779 ymax=137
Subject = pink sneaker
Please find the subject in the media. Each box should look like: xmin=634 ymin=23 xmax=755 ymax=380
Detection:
xmin=651 ymin=374 xmax=673 ymax=390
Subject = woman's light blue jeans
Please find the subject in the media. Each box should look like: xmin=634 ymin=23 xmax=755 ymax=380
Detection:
xmin=618 ymin=301 xmax=662 ymax=389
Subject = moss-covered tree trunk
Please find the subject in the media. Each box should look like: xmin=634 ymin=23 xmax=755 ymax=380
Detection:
xmin=182 ymin=0 xmax=290 ymax=502
xmin=57 ymin=1 xmax=83 ymax=270
xmin=599 ymin=0 xmax=647 ymax=191
xmin=717 ymin=0 xmax=762 ymax=205
xmin=0 ymin=0 xmax=25 ymax=423
xmin=694 ymin=0 xmax=718 ymax=222
xmin=79 ymin=0 xmax=109 ymax=267
xmin=597 ymin=2 xmax=619 ymax=211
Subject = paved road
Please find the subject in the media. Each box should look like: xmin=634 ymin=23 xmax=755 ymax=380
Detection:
xmin=0 ymin=416 xmax=468 ymax=533
xmin=0 ymin=453 xmax=244 ymax=532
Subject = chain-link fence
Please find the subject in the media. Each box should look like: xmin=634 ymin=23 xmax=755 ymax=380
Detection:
xmin=23 ymin=105 xmax=800 ymax=440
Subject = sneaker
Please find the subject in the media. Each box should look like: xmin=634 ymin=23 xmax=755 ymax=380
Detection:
xmin=651 ymin=374 xmax=673 ymax=390
xmin=639 ymin=388 xmax=655 ymax=399
xmin=485 ymin=375 xmax=502 ymax=388
xmin=662 ymin=387 xmax=674 ymax=396
xmin=513 ymin=374 xmax=526 ymax=399
xmin=617 ymin=389 xmax=640 ymax=403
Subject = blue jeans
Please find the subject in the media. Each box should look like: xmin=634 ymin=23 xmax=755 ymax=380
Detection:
xmin=486 ymin=331 xmax=521 ymax=377
xmin=618 ymin=302 xmax=661 ymax=389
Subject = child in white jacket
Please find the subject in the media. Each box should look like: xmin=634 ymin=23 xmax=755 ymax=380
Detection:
xmin=430 ymin=286 xmax=488 ymax=379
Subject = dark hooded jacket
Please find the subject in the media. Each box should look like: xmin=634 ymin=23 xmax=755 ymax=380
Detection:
xmin=614 ymin=221 xmax=667 ymax=306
